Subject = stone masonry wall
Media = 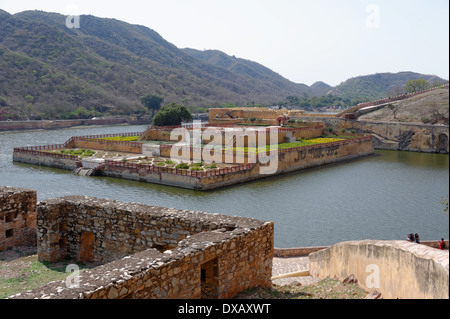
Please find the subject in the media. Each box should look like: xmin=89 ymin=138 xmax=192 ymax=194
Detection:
xmin=102 ymin=137 xmax=374 ymax=190
xmin=0 ymin=186 xmax=37 ymax=250
xmin=24 ymin=196 xmax=274 ymax=299
xmin=72 ymin=139 xmax=142 ymax=154
xmin=12 ymin=151 xmax=78 ymax=170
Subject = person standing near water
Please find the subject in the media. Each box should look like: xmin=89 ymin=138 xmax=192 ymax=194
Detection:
xmin=439 ymin=238 xmax=446 ymax=250
xmin=414 ymin=234 xmax=420 ymax=244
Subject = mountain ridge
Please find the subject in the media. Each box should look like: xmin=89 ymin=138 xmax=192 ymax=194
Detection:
xmin=0 ymin=10 xmax=447 ymax=121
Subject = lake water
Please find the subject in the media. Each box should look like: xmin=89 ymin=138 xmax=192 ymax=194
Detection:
xmin=1 ymin=124 xmax=448 ymax=248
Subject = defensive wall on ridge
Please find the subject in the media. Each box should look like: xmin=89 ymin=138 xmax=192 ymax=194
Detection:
xmin=9 ymin=195 xmax=274 ymax=299
xmin=309 ymin=240 xmax=449 ymax=299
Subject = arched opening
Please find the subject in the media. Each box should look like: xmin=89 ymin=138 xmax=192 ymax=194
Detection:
xmin=277 ymin=115 xmax=287 ymax=126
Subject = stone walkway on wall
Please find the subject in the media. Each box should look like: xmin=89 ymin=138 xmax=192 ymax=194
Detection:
xmin=272 ymin=257 xmax=319 ymax=286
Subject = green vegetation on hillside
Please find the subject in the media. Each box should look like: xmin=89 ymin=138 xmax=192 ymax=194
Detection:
xmin=284 ymin=95 xmax=366 ymax=111
xmin=0 ymin=11 xmax=446 ymax=121
xmin=0 ymin=10 xmax=312 ymax=120
xmin=330 ymin=72 xmax=447 ymax=101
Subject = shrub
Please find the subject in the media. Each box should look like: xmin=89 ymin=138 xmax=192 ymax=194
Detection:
xmin=175 ymin=162 xmax=189 ymax=169
xmin=190 ymin=162 xmax=204 ymax=167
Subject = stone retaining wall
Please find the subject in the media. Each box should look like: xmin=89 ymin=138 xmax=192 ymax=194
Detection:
xmin=104 ymin=136 xmax=374 ymax=190
xmin=12 ymin=150 xmax=78 ymax=170
xmin=16 ymin=196 xmax=274 ymax=299
xmin=0 ymin=186 xmax=37 ymax=250
xmin=309 ymin=240 xmax=449 ymax=299
xmin=303 ymin=117 xmax=449 ymax=154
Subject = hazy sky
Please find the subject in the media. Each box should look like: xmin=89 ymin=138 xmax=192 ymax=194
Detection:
xmin=1 ymin=0 xmax=449 ymax=86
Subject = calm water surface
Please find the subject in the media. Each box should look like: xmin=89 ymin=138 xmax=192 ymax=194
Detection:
xmin=1 ymin=125 xmax=448 ymax=248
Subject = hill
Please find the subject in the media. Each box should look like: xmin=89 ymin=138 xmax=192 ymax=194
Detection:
xmin=0 ymin=10 xmax=310 ymax=120
xmin=330 ymin=72 xmax=447 ymax=101
xmin=182 ymin=48 xmax=311 ymax=95
xmin=0 ymin=10 xmax=447 ymax=121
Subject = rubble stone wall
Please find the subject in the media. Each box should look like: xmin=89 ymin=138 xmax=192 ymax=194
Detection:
xmin=26 ymin=196 xmax=274 ymax=299
xmin=0 ymin=186 xmax=37 ymax=250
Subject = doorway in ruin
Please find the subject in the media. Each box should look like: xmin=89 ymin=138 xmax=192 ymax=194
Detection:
xmin=78 ymin=232 xmax=95 ymax=262
xmin=437 ymin=134 xmax=448 ymax=153
xmin=201 ymin=257 xmax=219 ymax=299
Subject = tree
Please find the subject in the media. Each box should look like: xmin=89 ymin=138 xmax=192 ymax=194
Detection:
xmin=405 ymin=79 xmax=429 ymax=93
xmin=152 ymin=103 xmax=192 ymax=126
xmin=387 ymin=86 xmax=405 ymax=97
xmin=140 ymin=95 xmax=163 ymax=117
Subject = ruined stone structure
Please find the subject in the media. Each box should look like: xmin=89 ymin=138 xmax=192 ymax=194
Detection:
xmin=10 ymin=195 xmax=274 ymax=299
xmin=0 ymin=186 xmax=37 ymax=251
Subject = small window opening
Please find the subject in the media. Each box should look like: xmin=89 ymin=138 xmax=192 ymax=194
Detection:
xmin=6 ymin=229 xmax=14 ymax=239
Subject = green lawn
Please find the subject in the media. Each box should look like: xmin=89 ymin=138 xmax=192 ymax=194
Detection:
xmin=228 ymin=137 xmax=347 ymax=153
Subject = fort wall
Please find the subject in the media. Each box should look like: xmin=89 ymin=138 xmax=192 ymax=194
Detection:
xmin=0 ymin=186 xmax=37 ymax=251
xmin=309 ymin=240 xmax=449 ymax=299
